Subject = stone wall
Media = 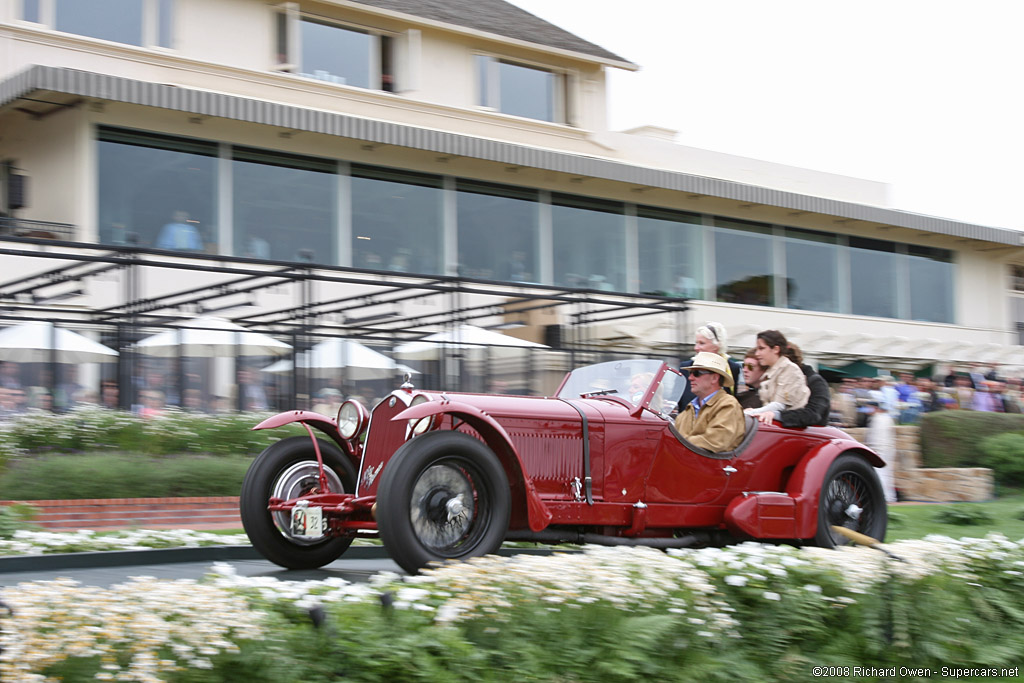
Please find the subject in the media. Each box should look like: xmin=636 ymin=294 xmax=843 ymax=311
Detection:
xmin=842 ymin=425 xmax=993 ymax=502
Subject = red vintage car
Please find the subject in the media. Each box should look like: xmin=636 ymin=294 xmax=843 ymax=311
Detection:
xmin=240 ymin=359 xmax=887 ymax=574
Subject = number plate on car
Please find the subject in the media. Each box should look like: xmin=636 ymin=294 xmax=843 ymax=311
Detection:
xmin=290 ymin=505 xmax=325 ymax=538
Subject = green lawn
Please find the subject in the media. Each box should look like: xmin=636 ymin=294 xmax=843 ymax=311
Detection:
xmin=86 ymin=495 xmax=1024 ymax=543
xmin=885 ymin=491 xmax=1024 ymax=542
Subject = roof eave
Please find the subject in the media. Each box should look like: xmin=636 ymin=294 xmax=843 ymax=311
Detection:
xmin=324 ymin=0 xmax=639 ymax=70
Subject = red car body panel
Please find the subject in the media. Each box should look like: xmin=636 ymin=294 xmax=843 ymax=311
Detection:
xmin=254 ymin=360 xmax=882 ymax=544
xmin=252 ymin=410 xmax=354 ymax=458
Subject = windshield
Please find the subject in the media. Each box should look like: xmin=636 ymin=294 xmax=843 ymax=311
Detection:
xmin=556 ymin=359 xmax=685 ymax=413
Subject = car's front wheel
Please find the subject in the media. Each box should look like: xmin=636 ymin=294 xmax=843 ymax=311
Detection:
xmin=376 ymin=430 xmax=510 ymax=574
xmin=813 ymin=453 xmax=888 ymax=547
xmin=240 ymin=435 xmax=357 ymax=569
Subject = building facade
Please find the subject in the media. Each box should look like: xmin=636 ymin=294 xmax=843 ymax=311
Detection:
xmin=2 ymin=0 xmax=1024 ymax=406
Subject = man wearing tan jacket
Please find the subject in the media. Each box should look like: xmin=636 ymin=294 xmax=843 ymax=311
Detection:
xmin=674 ymin=352 xmax=746 ymax=453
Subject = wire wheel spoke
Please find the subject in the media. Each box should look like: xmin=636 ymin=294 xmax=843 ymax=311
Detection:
xmin=409 ymin=462 xmax=479 ymax=553
xmin=827 ymin=472 xmax=872 ymax=540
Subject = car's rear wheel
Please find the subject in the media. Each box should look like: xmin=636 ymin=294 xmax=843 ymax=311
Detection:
xmin=240 ymin=435 xmax=357 ymax=569
xmin=813 ymin=453 xmax=888 ymax=547
xmin=376 ymin=430 xmax=510 ymax=574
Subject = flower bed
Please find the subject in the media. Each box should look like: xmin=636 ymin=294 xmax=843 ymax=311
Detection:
xmin=3 ymin=536 xmax=1024 ymax=681
xmin=0 ymin=529 xmax=249 ymax=556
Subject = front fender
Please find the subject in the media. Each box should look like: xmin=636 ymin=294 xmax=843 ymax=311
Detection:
xmin=251 ymin=410 xmax=354 ymax=459
xmin=787 ymin=439 xmax=884 ymax=539
xmin=393 ymin=400 xmax=553 ymax=532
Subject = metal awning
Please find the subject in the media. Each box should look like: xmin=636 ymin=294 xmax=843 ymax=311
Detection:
xmin=2 ymin=65 xmax=1021 ymax=247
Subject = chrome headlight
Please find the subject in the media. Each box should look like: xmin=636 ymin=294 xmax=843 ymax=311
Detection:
xmin=336 ymin=399 xmax=369 ymax=440
xmin=409 ymin=394 xmax=434 ymax=436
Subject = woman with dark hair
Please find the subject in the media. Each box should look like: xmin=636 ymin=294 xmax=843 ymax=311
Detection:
xmin=745 ymin=329 xmax=809 ymax=425
xmin=736 ymin=348 xmax=764 ymax=410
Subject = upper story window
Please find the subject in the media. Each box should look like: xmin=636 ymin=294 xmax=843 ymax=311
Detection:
xmin=22 ymin=0 xmax=174 ymax=48
xmin=276 ymin=5 xmax=394 ymax=91
xmin=906 ymin=245 xmax=953 ymax=323
xmin=714 ymin=218 xmax=774 ymax=307
xmin=476 ymin=55 xmax=567 ymax=124
xmin=1009 ymin=266 xmax=1024 ymax=344
xmin=1011 ymin=265 xmax=1024 ymax=293
xmin=849 ymin=236 xmax=899 ymax=319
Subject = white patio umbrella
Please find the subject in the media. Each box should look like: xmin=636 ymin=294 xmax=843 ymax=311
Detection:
xmin=133 ymin=316 xmax=291 ymax=357
xmin=394 ymin=323 xmax=548 ymax=361
xmin=261 ymin=338 xmax=416 ymax=380
xmin=0 ymin=320 xmax=118 ymax=363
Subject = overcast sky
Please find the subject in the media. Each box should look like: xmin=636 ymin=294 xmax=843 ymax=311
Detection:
xmin=508 ymin=0 xmax=1023 ymax=231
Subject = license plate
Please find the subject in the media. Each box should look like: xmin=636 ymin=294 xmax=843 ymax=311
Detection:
xmin=290 ymin=505 xmax=325 ymax=538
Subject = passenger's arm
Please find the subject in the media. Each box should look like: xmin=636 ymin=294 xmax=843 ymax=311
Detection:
xmin=778 ymin=374 xmax=830 ymax=428
xmin=745 ymin=400 xmax=784 ymax=415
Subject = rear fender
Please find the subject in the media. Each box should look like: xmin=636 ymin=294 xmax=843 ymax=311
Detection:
xmin=786 ymin=440 xmax=884 ymax=539
xmin=252 ymin=410 xmax=355 ymax=460
xmin=395 ymin=400 xmax=553 ymax=532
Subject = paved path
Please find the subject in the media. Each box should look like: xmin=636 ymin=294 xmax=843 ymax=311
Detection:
xmin=0 ymin=555 xmax=403 ymax=588
xmin=0 ymin=545 xmax=564 ymax=588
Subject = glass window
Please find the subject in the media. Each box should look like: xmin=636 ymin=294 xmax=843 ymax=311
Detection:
xmin=276 ymin=13 xmax=394 ymax=91
xmin=22 ymin=0 xmax=41 ymax=22
xmin=1010 ymin=265 xmax=1024 ymax=292
xmin=351 ymin=166 xmax=444 ymax=275
xmin=714 ymin=218 xmax=774 ymax=307
xmin=232 ymin=148 xmax=336 ymax=264
xmin=55 ymin=0 xmax=144 ymax=45
xmin=478 ymin=56 xmax=562 ymax=123
xmin=300 ymin=18 xmax=371 ymax=88
xmin=1013 ymin=298 xmax=1024 ymax=345
xmin=907 ymin=245 xmax=953 ymax=323
xmin=783 ymin=228 xmax=839 ymax=312
xmin=157 ymin=0 xmax=174 ymax=48
xmin=498 ymin=61 xmax=555 ymax=122
xmin=276 ymin=6 xmax=291 ymax=65
xmin=849 ymin=237 xmax=899 ymax=318
xmin=552 ymin=194 xmax=626 ymax=291
xmin=475 ymin=54 xmax=489 ymax=111
xmin=637 ymin=207 xmax=702 ymax=298
xmin=456 ymin=180 xmax=539 ymax=282
xmin=97 ymin=128 xmax=217 ymax=251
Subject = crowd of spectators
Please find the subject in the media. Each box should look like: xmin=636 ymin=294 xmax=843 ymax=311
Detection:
xmin=829 ymin=365 xmax=1022 ymax=427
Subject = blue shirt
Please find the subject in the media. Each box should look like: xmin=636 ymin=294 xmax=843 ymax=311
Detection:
xmin=689 ymin=390 xmax=719 ymax=421
xmin=156 ymin=222 xmax=203 ymax=251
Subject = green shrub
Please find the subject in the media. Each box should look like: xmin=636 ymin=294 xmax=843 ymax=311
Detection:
xmin=0 ymin=502 xmax=38 ymax=538
xmin=0 ymin=406 xmax=303 ymax=460
xmin=0 ymin=453 xmax=254 ymax=500
xmin=0 ymin=439 xmax=23 ymax=475
xmin=979 ymin=432 xmax=1024 ymax=487
xmin=918 ymin=411 xmax=1024 ymax=468
xmin=931 ymin=505 xmax=995 ymax=525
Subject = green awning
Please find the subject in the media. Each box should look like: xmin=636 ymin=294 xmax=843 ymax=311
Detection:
xmin=817 ymin=365 xmax=849 ymax=383
xmin=838 ymin=360 xmax=881 ymax=378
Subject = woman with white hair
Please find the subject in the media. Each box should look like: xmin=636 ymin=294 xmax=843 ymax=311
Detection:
xmin=676 ymin=321 xmax=742 ymax=411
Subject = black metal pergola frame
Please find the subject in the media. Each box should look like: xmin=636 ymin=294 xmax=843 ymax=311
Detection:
xmin=0 ymin=234 xmax=692 ymax=409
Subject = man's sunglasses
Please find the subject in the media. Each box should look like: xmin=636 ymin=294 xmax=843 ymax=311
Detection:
xmin=743 ymin=363 xmax=758 ymax=370
xmin=690 ymin=369 xmax=714 ymax=378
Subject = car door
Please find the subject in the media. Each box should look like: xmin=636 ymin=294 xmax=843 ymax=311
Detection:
xmin=643 ymin=427 xmax=737 ymax=504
